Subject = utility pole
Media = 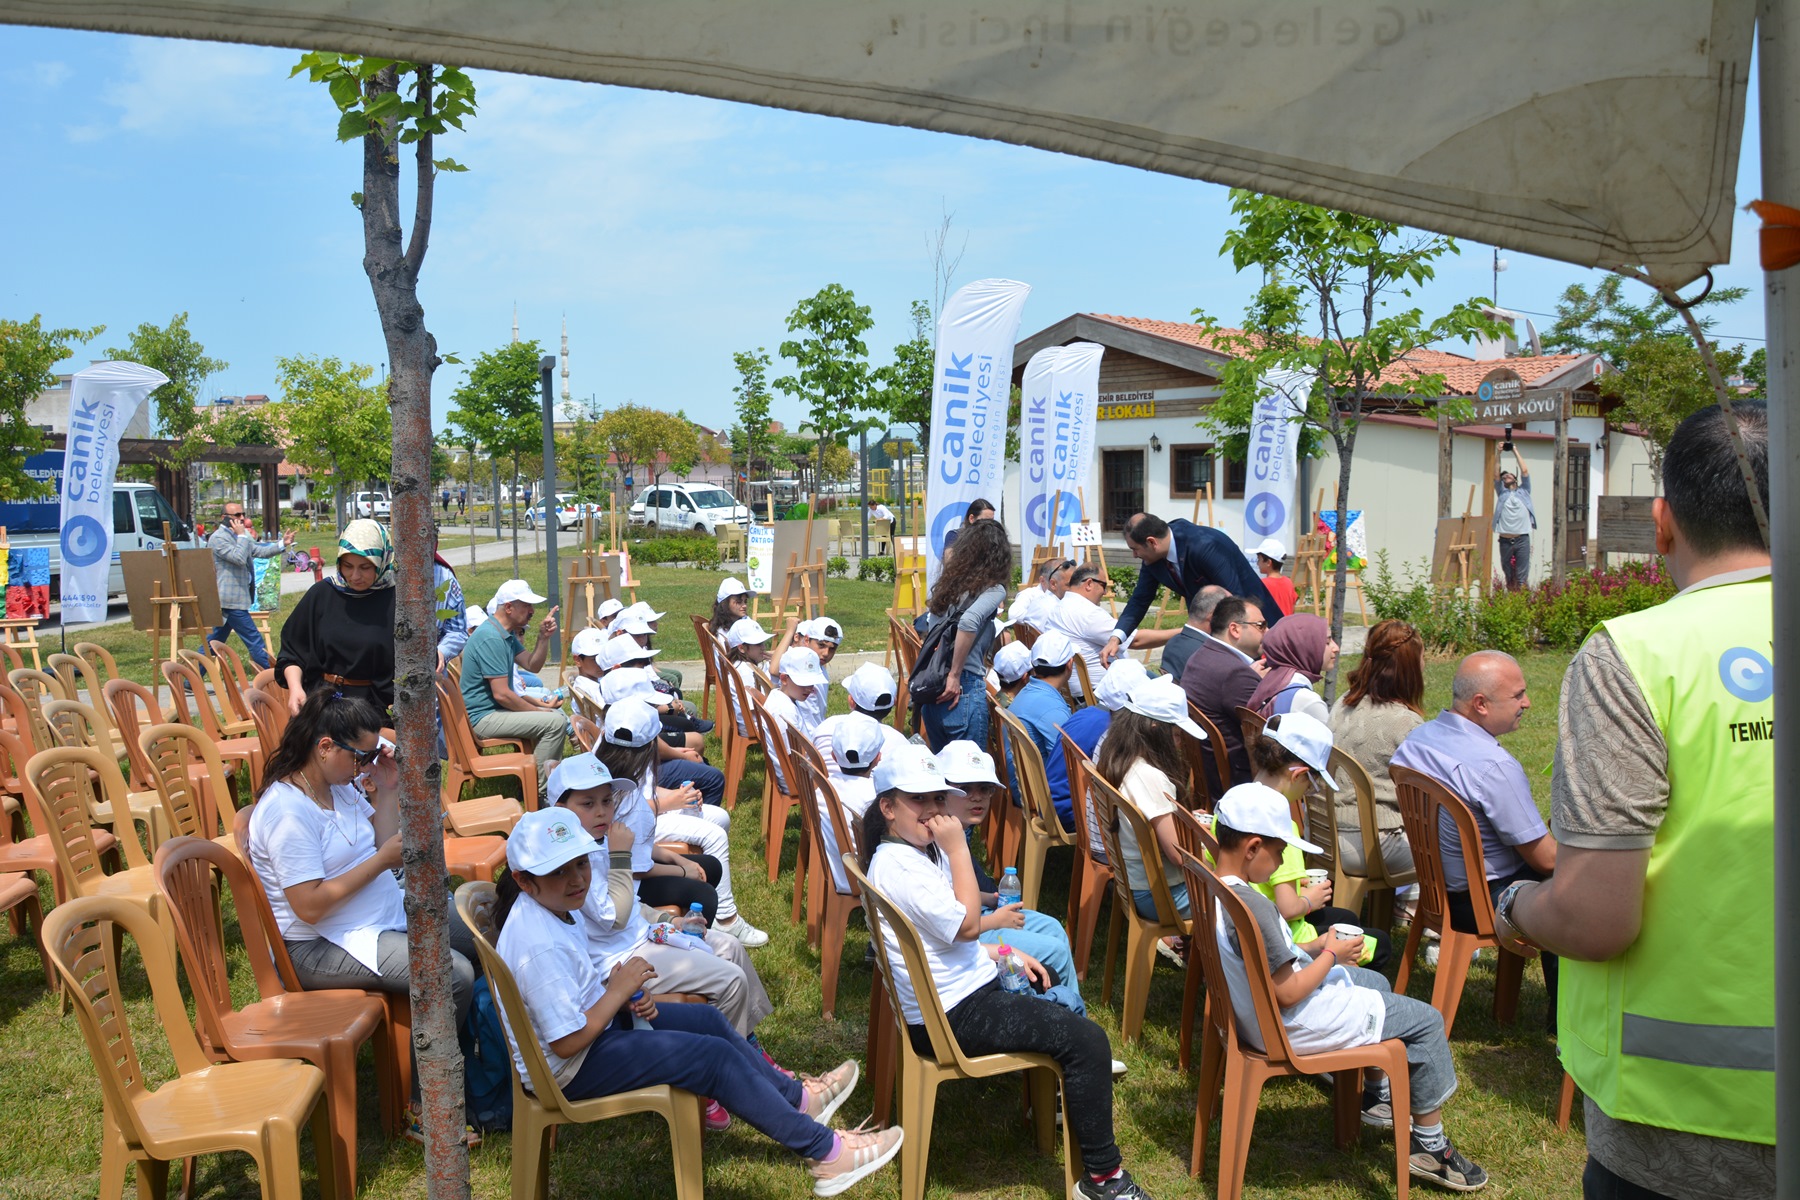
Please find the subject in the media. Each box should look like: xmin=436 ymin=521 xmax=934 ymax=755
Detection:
xmin=540 ymin=355 xmax=559 ymax=666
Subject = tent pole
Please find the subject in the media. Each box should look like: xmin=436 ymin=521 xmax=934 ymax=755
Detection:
xmin=1758 ymin=0 xmax=1799 ymax=1176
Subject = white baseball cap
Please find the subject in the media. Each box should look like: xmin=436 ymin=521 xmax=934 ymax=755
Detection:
xmin=1255 ymin=537 xmax=1288 ymax=563
xmin=602 ymin=697 xmax=662 ymax=748
xmin=1122 ymin=676 xmax=1207 ymax=741
xmin=872 ymin=745 xmax=965 ymax=798
xmin=546 ymin=752 xmax=617 ymax=808
xmin=843 ymin=663 xmax=897 ymax=712
xmin=489 ymin=579 xmax=548 ymax=610
xmin=937 ymin=739 xmax=1001 ymax=787
xmin=506 ymin=807 xmax=600 ymax=876
xmin=725 ymin=618 xmax=772 ymax=649
xmin=1216 ymin=782 xmax=1323 ymax=854
xmin=717 ymin=577 xmax=749 ymax=602
xmin=620 ymin=601 xmax=665 ymax=624
xmin=1094 ymin=658 xmax=1149 ymax=711
xmin=600 ymin=667 xmax=662 ymax=707
xmin=612 ymin=616 xmax=655 ymax=639
xmin=599 ymin=633 xmax=657 ymax=671
xmin=594 ymin=598 xmax=625 ymax=623
xmin=1032 ymin=631 xmax=1077 ymax=669
xmin=570 ymin=627 xmax=609 ymax=659
xmin=831 ymin=713 xmax=886 ymax=772
xmin=992 ymin=641 xmax=1034 ymax=684
xmin=800 ymin=617 xmax=844 ymax=645
xmin=1263 ymin=711 xmax=1338 ymax=793
xmin=779 ymin=647 xmax=829 ymax=688
xmin=465 ymin=603 xmax=488 ymax=629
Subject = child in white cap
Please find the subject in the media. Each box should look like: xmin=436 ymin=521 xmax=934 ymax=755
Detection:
xmin=1094 ymin=676 xmax=1209 ymax=921
xmin=810 ymin=662 xmax=910 ymax=777
xmin=988 ymin=640 xmax=1035 ymax=704
xmin=1207 ymin=783 xmax=1486 ymax=1191
xmin=859 ymin=747 xmax=1154 ymax=1200
xmin=495 ymin=806 xmax=903 ymax=1194
xmin=764 ymin=647 xmax=829 ymax=741
xmin=816 ymin=713 xmax=885 ymax=895
xmin=710 ymin=577 xmax=751 ymax=636
xmin=773 ymin=615 xmax=842 ymax=726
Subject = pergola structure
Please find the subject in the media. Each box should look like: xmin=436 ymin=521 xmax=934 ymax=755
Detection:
xmin=43 ymin=434 xmax=286 ymax=536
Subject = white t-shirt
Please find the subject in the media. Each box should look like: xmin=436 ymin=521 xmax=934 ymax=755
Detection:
xmin=1007 ymin=587 xmax=1056 ymax=629
xmin=812 ymin=714 xmax=910 ymax=780
xmin=248 ymin=779 xmax=406 ymax=972
xmin=570 ymin=674 xmax=603 ymax=711
xmin=761 ymin=690 xmax=809 ymax=791
xmin=1046 ymin=590 xmax=1114 ymax=691
xmin=1115 ymin=760 xmax=1184 ymax=895
xmin=497 ymin=892 xmax=607 ymax=1088
xmin=611 ymin=778 xmax=658 ymax=874
xmin=801 ymin=679 xmax=829 ymax=727
xmin=868 ymin=841 xmax=998 ymax=1026
xmin=1215 ymin=873 xmax=1385 ymax=1056
xmin=579 ymin=847 xmax=654 ymax=975
xmin=820 ymin=774 xmax=876 ymax=894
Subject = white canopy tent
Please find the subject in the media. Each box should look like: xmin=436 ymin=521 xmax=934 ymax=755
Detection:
xmin=3 ymin=0 xmax=1789 ymax=1183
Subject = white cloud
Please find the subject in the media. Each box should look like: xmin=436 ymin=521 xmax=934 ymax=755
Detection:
xmin=76 ymin=37 xmax=314 ymax=142
xmin=34 ymin=61 xmax=71 ymax=88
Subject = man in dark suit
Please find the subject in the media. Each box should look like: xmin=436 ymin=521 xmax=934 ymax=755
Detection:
xmin=1100 ymin=512 xmax=1281 ymax=667
xmin=1178 ymin=595 xmax=1267 ymax=796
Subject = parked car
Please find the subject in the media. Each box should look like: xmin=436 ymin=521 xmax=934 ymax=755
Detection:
xmin=627 ymin=484 xmax=752 ymax=535
xmin=526 ymin=493 xmax=586 ymax=532
xmin=352 ymin=491 xmax=391 ymax=519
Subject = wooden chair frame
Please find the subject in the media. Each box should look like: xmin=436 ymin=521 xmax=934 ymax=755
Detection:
xmin=1058 ymin=732 xmax=1112 ymax=983
xmin=992 ymin=704 xmax=1075 ymax=914
xmin=1091 ymin=769 xmax=1188 ymax=1042
xmin=793 ymin=754 xmax=863 ymax=1020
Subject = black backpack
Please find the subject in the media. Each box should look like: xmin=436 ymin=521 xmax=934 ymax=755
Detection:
xmin=907 ymin=595 xmax=978 ymax=707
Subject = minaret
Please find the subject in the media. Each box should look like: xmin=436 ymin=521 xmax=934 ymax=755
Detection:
xmin=511 ymin=303 xmax=519 ymax=344
xmin=560 ymin=315 xmax=570 ymax=406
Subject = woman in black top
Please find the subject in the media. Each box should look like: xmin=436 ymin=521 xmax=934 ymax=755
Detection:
xmin=277 ymin=518 xmax=397 ymax=715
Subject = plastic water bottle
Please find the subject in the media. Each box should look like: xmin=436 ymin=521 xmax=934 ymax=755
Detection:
xmin=996 ymin=943 xmax=1032 ymax=994
xmin=997 ymin=867 xmax=1023 ymax=908
xmin=678 ymin=902 xmax=708 ymax=936
xmin=628 ymin=990 xmax=653 ymax=1031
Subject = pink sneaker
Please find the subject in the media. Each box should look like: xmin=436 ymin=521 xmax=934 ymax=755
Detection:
xmin=703 ymin=1099 xmax=732 ymax=1131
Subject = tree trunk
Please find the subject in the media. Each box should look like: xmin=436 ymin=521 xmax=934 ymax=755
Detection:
xmin=1326 ymin=435 xmax=1354 ymax=704
xmin=511 ymin=457 xmax=521 ymax=574
xmin=358 ymin=64 xmax=470 ymax=1198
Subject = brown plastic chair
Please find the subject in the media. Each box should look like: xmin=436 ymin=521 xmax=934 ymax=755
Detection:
xmin=1068 ymin=652 xmax=1095 ymax=710
xmin=206 ymin=640 xmax=260 ymax=729
xmin=745 ymin=689 xmax=807 ymax=884
xmin=161 ymin=659 xmax=264 ymax=791
xmin=72 ymin=641 xmax=122 ymax=689
xmin=887 ymin=613 xmax=921 ymax=734
xmin=1186 ymin=700 xmax=1233 ymax=807
xmin=688 ymin=614 xmax=719 ymax=721
xmin=444 ymin=835 xmax=509 ymax=882
xmin=792 ymin=754 xmax=862 ymax=1020
xmin=24 ymin=745 xmax=177 ymax=969
xmin=850 ymin=856 xmax=1072 ymax=1200
xmin=153 ymin=835 xmax=397 ymax=1196
xmin=715 ymin=654 xmax=764 ymax=809
xmin=1169 ymin=806 xmax=1222 ymax=1073
xmin=435 ymin=674 xmax=540 ymax=809
xmin=993 ymin=704 xmax=1075 ymax=914
xmin=1175 ymin=846 xmax=1412 ymax=1199
xmin=0 ymin=869 xmax=53 ymax=990
xmin=139 ymin=723 xmax=242 ymax=855
xmin=569 ymin=712 xmax=600 ymax=753
xmin=454 ymin=881 xmax=705 ymax=1200
xmin=42 ymin=698 xmax=171 ymax=851
xmin=0 ymin=728 xmax=101 ymax=908
xmin=980 ymin=691 xmax=1020 ymax=871
xmin=1331 ymin=747 xmax=1418 ymax=930
xmin=43 ymin=894 xmax=337 ymax=1200
xmin=1091 ymin=768 xmax=1188 ymax=1042
xmin=9 ymin=666 xmax=64 ymax=753
xmin=1059 ymin=731 xmax=1113 ymax=983
xmin=1390 ymin=764 xmax=1528 ymax=1036
xmin=443 ymin=785 xmax=524 ymax=838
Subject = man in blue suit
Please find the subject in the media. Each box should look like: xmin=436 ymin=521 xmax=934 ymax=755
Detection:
xmin=1100 ymin=511 xmax=1282 ymax=666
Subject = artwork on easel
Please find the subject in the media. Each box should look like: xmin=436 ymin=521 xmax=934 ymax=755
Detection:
xmin=121 ymin=537 xmax=223 ymax=690
xmin=1068 ymin=521 xmax=1102 ymax=547
xmin=1317 ymin=509 xmax=1368 ymax=571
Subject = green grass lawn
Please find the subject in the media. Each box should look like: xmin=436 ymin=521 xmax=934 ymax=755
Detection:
xmin=0 ymin=609 xmax=1585 ymax=1197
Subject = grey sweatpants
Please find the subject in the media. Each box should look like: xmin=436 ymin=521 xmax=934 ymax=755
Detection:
xmin=1347 ymin=965 xmax=1459 ymax=1113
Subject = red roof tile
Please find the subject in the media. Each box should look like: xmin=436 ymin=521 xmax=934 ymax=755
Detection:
xmin=1084 ymin=313 xmax=1255 ymax=356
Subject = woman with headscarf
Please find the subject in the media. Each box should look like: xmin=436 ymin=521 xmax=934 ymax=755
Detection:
xmin=1247 ymin=612 xmax=1338 ymax=725
xmin=277 ymin=518 xmax=399 ymax=715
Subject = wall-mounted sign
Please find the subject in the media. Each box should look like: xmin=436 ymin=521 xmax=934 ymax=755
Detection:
xmin=1098 ymin=401 xmax=1156 ymax=420
xmin=1448 ymin=368 xmax=1571 ymax=425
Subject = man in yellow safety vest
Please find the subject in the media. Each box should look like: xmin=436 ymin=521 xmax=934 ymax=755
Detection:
xmin=1497 ymin=402 xmax=1774 ymax=1199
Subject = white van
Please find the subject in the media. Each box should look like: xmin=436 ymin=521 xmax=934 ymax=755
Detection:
xmin=628 ymin=484 xmax=752 ymax=536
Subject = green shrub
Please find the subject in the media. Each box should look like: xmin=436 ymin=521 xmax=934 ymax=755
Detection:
xmin=858 ymin=556 xmax=896 ymax=584
xmin=626 ymin=532 xmax=719 ymax=568
xmin=826 ymin=555 xmax=849 ymax=579
xmin=1110 ymin=564 xmax=1139 ymax=597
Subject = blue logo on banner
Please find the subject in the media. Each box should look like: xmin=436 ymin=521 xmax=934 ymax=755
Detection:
xmin=930 ymin=503 xmax=965 ymax=556
xmin=1719 ymin=647 xmax=1773 ymax=703
xmin=1023 ymin=491 xmax=1080 ymax=539
xmin=61 ymin=515 xmax=108 ymax=568
xmin=1245 ymin=494 xmax=1286 ymax=537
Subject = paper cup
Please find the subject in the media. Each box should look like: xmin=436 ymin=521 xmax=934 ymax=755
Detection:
xmin=1330 ymin=923 xmax=1363 ymax=940
xmin=1196 ymin=812 xmax=1216 ymax=829
xmin=1304 ymin=868 xmax=1330 ymax=886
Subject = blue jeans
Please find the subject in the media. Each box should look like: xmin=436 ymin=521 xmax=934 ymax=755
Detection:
xmin=1346 ymin=965 xmax=1459 ymax=1113
xmin=562 ymin=1000 xmax=834 ymax=1158
xmin=922 ymin=669 xmax=988 ymax=751
xmin=980 ymin=907 xmax=1084 ymax=1016
xmin=1133 ymin=881 xmax=1191 ymax=922
xmin=209 ymin=607 xmax=271 ymax=670
xmin=657 ymin=758 xmax=725 ymax=807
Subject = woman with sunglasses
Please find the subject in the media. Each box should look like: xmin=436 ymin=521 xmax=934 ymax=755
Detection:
xmin=245 ymin=689 xmax=481 ymax=1141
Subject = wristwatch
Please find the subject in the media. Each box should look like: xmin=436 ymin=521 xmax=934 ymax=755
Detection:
xmin=1493 ymin=880 xmax=1542 ymax=957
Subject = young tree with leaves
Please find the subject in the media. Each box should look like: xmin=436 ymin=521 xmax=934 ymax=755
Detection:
xmin=0 ymin=315 xmax=103 ymax=501
xmin=732 ymin=348 xmax=773 ymax=514
xmin=275 ymin=354 xmax=391 ymax=527
xmin=105 ymin=311 xmax=227 ymax=504
xmin=447 ymin=340 xmax=544 ymax=573
xmin=775 ymin=284 xmax=873 ymax=495
xmin=291 ymin=51 xmax=477 ymax=1195
xmin=1198 ymin=192 xmax=1498 ymax=695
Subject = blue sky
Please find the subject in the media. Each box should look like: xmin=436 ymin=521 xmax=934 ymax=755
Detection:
xmin=0 ymin=26 xmax=1771 ymax=438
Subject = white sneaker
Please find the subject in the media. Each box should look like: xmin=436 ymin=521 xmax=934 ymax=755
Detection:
xmin=716 ymin=915 xmax=770 ymax=947
xmin=1111 ymin=1058 xmax=1128 ymax=1078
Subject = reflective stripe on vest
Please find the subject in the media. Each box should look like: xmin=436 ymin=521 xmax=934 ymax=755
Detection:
xmin=1563 ymin=577 xmax=1775 ymax=1145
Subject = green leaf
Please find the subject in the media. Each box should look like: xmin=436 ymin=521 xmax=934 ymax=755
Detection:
xmin=335 ymin=110 xmax=370 ymax=142
xmin=327 ymin=74 xmax=361 ymax=111
xmin=432 ymin=157 xmax=468 ymax=173
xmin=350 ymin=191 xmax=364 ymax=208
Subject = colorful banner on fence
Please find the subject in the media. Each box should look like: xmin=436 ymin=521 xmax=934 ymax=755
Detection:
xmin=924 ymin=278 xmax=1031 ymax=584
xmin=746 ymin=524 xmax=775 ymax=594
xmin=58 ymin=361 xmax=169 ymax=623
xmin=1018 ymin=342 xmax=1104 ymax=576
xmin=1240 ymin=370 xmax=1306 ymax=559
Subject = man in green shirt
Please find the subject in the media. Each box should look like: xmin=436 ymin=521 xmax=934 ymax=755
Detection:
xmin=461 ymin=579 xmax=564 ymax=800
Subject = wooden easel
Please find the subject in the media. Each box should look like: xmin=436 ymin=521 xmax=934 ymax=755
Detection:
xmin=771 ymin=508 xmax=827 ymax=622
xmin=0 ymin=526 xmax=43 ymax=671
xmin=893 ymin=491 xmax=927 ymax=619
xmin=1435 ymin=486 xmax=1482 ymax=599
xmin=1068 ymin=488 xmax=1117 ymax=616
xmin=147 ymin=523 xmax=200 ymax=688
xmin=1293 ymin=533 xmax=1329 ymax=618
